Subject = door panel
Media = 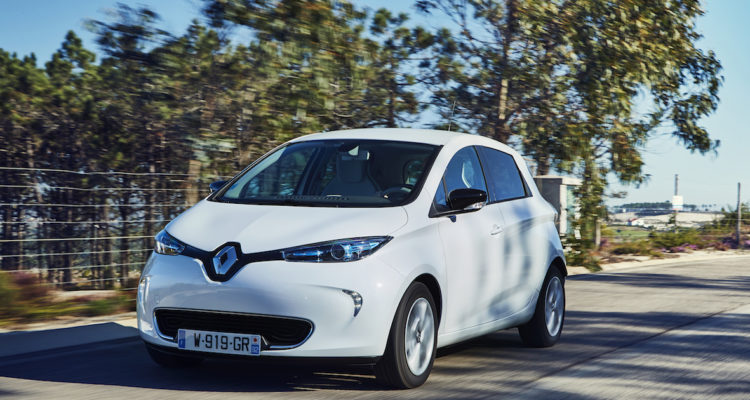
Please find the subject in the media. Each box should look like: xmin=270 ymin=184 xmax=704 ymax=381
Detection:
xmin=438 ymin=206 xmax=504 ymax=332
xmin=475 ymin=146 xmax=538 ymax=318
xmin=431 ymin=146 xmax=506 ymax=333
xmin=495 ymin=198 xmax=537 ymax=313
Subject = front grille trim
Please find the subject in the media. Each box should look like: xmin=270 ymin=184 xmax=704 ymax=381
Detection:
xmin=153 ymin=307 xmax=314 ymax=350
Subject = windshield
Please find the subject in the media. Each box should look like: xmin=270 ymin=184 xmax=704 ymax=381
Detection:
xmin=215 ymin=140 xmax=440 ymax=207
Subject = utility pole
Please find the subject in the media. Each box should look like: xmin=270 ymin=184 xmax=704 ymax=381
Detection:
xmin=673 ymin=174 xmax=679 ymax=230
xmin=738 ymin=182 xmax=743 ymax=250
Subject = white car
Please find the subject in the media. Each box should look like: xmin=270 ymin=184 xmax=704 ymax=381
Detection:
xmin=138 ymin=128 xmax=566 ymax=388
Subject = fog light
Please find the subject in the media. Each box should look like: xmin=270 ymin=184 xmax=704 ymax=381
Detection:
xmin=342 ymin=289 xmax=363 ymax=317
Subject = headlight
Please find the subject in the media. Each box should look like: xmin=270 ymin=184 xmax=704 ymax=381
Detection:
xmin=281 ymin=236 xmax=391 ymax=262
xmin=154 ymin=230 xmax=185 ymax=256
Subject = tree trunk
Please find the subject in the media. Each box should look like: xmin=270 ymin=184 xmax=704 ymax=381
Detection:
xmin=61 ymin=184 xmax=74 ymax=288
xmin=536 ymin=155 xmax=550 ymax=176
xmin=387 ymin=58 xmax=396 ymax=128
xmin=118 ymin=180 xmax=131 ymax=288
xmin=494 ymin=0 xmax=517 ymax=144
xmin=103 ymin=203 xmax=113 ymax=289
xmin=17 ymin=207 xmax=26 ymax=270
xmin=1 ymin=208 xmax=13 ymax=271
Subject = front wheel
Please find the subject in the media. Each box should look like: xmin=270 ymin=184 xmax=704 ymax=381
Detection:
xmin=374 ymin=282 xmax=437 ymax=388
xmin=518 ymin=266 xmax=565 ymax=347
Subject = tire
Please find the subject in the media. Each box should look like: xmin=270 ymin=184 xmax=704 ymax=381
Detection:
xmin=374 ymin=282 xmax=437 ymax=389
xmin=145 ymin=343 xmax=204 ymax=368
xmin=518 ymin=265 xmax=565 ymax=347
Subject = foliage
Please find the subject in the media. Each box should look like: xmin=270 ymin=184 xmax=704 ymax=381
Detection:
xmin=563 ymin=237 xmax=603 ymax=271
xmin=649 ymin=229 xmax=704 ymax=250
xmin=710 ymin=202 xmax=749 ymax=229
xmin=0 ymin=272 xmax=133 ymax=326
xmin=84 ymin=296 xmax=134 ymax=316
xmin=609 ymin=240 xmax=662 ymax=257
xmin=416 ymin=0 xmax=722 ymax=253
xmin=0 ymin=273 xmax=19 ymax=317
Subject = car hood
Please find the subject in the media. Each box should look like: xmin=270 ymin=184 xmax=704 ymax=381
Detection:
xmin=165 ymin=200 xmax=409 ymax=253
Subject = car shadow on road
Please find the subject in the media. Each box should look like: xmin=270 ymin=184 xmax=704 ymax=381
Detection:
xmin=0 ymin=337 xmax=386 ymax=393
xmin=0 ymin=327 xmax=554 ymax=395
xmin=0 ymin=331 xmax=609 ymax=399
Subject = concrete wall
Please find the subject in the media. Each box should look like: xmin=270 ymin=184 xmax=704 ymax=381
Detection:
xmin=533 ymin=175 xmax=582 ymax=236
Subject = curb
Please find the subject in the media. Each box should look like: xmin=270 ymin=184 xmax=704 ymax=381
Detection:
xmin=568 ymin=252 xmax=750 ymax=277
xmin=0 ymin=311 xmax=137 ymax=334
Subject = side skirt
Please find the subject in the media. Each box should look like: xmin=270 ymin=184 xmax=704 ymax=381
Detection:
xmin=435 ymin=291 xmax=538 ymax=349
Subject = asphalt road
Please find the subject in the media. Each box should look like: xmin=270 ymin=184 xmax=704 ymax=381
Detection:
xmin=1 ymin=256 xmax=749 ymax=399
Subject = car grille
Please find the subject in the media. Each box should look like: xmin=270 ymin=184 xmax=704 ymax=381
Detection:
xmin=154 ymin=309 xmax=313 ymax=348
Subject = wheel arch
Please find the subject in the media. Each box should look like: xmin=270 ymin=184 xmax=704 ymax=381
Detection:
xmin=551 ymin=256 xmax=567 ymax=277
xmin=412 ymin=273 xmax=443 ymax=325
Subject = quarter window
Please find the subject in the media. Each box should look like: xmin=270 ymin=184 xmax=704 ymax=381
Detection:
xmin=477 ymin=146 xmax=528 ymax=202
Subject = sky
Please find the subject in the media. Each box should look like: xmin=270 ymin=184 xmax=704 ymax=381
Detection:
xmin=0 ymin=0 xmax=747 ymax=208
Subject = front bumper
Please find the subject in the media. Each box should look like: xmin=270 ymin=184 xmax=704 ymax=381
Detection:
xmin=138 ymin=252 xmax=405 ymax=358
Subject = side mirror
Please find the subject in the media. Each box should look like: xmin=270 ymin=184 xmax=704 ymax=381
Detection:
xmin=448 ymin=188 xmax=487 ymax=211
xmin=209 ymin=180 xmax=228 ymax=194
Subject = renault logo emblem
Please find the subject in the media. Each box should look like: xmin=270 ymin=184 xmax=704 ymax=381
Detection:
xmin=212 ymin=245 xmax=238 ymax=275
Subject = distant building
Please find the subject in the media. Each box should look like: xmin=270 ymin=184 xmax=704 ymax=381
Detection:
xmin=609 ymin=211 xmax=722 ymax=229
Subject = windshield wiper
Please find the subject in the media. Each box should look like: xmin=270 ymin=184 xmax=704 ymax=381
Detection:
xmin=241 ymin=195 xmax=350 ymax=206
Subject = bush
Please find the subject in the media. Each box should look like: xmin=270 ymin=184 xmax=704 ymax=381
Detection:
xmin=0 ymin=273 xmax=19 ymax=316
xmin=563 ymin=238 xmax=602 ymax=271
xmin=650 ymin=229 xmax=703 ymax=250
xmin=12 ymin=272 xmax=49 ymax=301
xmin=610 ymin=240 xmax=655 ymax=256
xmin=0 ymin=271 xmax=136 ymax=327
xmin=85 ymin=295 xmax=132 ymax=316
xmin=85 ymin=298 xmax=119 ymax=316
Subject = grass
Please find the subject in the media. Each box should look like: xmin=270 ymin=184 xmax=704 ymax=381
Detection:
xmin=0 ymin=272 xmax=136 ymax=328
xmin=607 ymin=226 xmax=652 ymax=242
xmin=609 ymin=240 xmax=663 ymax=257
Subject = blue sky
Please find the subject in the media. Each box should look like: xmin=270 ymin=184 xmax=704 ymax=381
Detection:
xmin=1 ymin=0 xmax=747 ymax=208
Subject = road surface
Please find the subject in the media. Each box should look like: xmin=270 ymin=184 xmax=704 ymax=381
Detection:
xmin=1 ymin=256 xmax=749 ymax=399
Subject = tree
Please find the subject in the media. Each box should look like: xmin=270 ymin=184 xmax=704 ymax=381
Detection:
xmin=0 ymin=50 xmax=50 ymax=271
xmin=202 ymin=0 xmax=427 ymax=134
xmin=362 ymin=8 xmax=433 ymax=127
xmin=417 ymin=0 xmax=722 ymax=253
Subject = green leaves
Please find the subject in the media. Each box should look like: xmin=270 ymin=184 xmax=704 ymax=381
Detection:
xmin=419 ymin=0 xmax=722 ymax=250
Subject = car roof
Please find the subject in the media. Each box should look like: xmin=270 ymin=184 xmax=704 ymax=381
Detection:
xmin=290 ymin=128 xmax=517 ymax=154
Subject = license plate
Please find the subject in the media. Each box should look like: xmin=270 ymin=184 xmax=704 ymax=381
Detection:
xmin=177 ymin=329 xmax=261 ymax=356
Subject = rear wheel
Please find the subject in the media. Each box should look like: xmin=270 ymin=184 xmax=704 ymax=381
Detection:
xmin=145 ymin=343 xmax=204 ymax=368
xmin=374 ymin=282 xmax=437 ymax=388
xmin=518 ymin=266 xmax=565 ymax=347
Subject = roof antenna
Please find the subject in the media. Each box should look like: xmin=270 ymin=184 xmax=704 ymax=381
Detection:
xmin=448 ymin=99 xmax=457 ymax=131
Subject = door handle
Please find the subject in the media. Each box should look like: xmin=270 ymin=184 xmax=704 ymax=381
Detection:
xmin=490 ymin=224 xmax=504 ymax=235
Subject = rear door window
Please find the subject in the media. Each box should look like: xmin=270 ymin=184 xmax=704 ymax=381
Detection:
xmin=476 ymin=146 xmax=528 ymax=203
